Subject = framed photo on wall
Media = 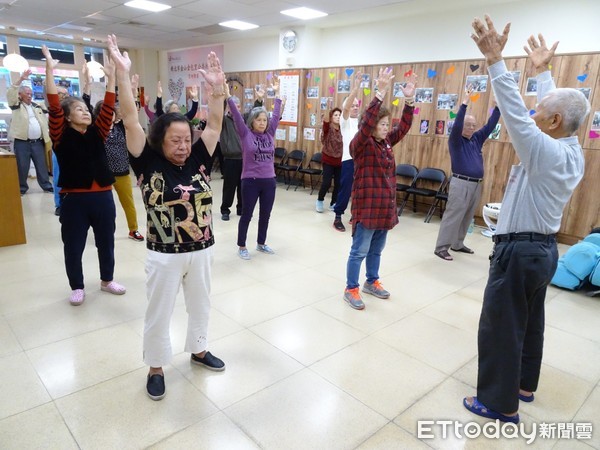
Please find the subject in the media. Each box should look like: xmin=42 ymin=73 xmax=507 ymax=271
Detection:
xmin=415 ymin=88 xmax=433 ymax=103
xmin=437 ymin=94 xmax=458 ymax=110
xmin=307 ymin=86 xmax=319 ymax=98
xmin=465 ymin=75 xmax=488 ymax=92
xmin=337 ymin=79 xmax=351 ymax=94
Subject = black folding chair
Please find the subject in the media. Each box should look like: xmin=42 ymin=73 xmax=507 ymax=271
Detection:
xmin=278 ymin=149 xmax=305 ymax=190
xmin=398 ymin=167 xmax=446 ymax=217
xmin=425 ymin=177 xmax=449 ymax=223
xmin=296 ymin=152 xmax=323 ymax=194
xmin=274 ymin=147 xmax=287 ymax=181
xmin=395 ymin=164 xmax=419 ymax=210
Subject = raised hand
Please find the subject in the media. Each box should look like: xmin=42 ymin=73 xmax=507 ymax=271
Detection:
xmin=198 ymin=51 xmax=224 ymax=91
xmin=101 ymin=54 xmax=116 ymax=80
xmin=400 ymin=72 xmax=418 ymax=97
xmin=524 ymin=34 xmax=558 ymax=71
xmin=256 ymin=84 xmax=266 ymax=99
xmin=107 ymin=34 xmax=131 ymax=73
xmin=41 ymin=45 xmax=59 ymax=69
xmin=462 ymin=83 xmax=474 ymax=104
xmin=131 ymin=73 xmax=139 ymax=91
xmin=471 ymin=14 xmax=511 ymax=65
xmin=271 ymin=76 xmax=280 ymax=94
xmin=157 ymin=80 xmax=162 ymax=98
xmin=81 ymin=61 xmax=92 ymax=83
xmin=375 ymin=67 xmax=395 ymax=94
xmin=19 ymin=69 xmax=32 ymax=82
xmin=189 ymin=85 xmax=199 ymax=101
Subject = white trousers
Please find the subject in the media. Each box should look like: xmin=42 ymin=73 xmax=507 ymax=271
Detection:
xmin=143 ymin=247 xmax=214 ymax=367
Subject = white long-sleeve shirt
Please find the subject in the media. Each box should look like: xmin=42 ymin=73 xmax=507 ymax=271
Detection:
xmin=488 ymin=60 xmax=584 ymax=235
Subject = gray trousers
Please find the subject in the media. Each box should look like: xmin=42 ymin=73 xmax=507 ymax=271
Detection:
xmin=434 ymin=176 xmax=482 ymax=252
xmin=14 ymin=138 xmax=52 ymax=194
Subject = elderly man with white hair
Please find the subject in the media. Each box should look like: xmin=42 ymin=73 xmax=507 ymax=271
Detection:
xmin=8 ymin=69 xmax=54 ymax=195
xmin=463 ymin=15 xmax=590 ymax=424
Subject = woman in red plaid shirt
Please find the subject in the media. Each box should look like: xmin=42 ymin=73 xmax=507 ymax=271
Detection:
xmin=343 ymin=68 xmax=417 ymax=310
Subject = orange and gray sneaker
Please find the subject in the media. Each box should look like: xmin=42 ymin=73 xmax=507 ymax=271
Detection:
xmin=344 ymin=287 xmax=365 ymax=310
xmin=362 ymin=280 xmax=390 ymax=299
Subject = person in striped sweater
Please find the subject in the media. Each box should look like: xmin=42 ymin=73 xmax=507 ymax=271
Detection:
xmin=42 ymin=37 xmax=133 ymax=306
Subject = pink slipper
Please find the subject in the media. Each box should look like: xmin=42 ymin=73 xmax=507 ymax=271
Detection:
xmin=70 ymin=289 xmax=85 ymax=306
xmin=100 ymin=281 xmax=126 ymax=295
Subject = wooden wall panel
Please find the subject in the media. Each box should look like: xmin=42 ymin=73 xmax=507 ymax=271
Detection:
xmin=229 ymin=52 xmax=600 ymax=242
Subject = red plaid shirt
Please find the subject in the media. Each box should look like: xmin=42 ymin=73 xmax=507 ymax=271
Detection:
xmin=350 ymin=96 xmax=413 ymax=231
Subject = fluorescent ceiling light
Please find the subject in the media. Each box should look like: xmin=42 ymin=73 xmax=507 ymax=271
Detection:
xmin=280 ymin=7 xmax=327 ymax=20
xmin=124 ymin=0 xmax=171 ymax=12
xmin=219 ymin=20 xmax=258 ymax=30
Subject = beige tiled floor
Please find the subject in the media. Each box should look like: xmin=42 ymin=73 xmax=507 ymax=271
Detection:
xmin=1 ymin=179 xmax=599 ymax=449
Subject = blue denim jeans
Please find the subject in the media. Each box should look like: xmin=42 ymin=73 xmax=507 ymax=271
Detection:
xmin=346 ymin=223 xmax=388 ymax=289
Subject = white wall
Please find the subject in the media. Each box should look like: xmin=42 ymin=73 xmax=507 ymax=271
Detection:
xmin=190 ymin=0 xmax=600 ymax=72
xmin=314 ymin=0 xmax=600 ymax=67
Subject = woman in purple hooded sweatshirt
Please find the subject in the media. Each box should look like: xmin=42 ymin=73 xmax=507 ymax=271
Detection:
xmin=227 ymin=80 xmax=282 ymax=260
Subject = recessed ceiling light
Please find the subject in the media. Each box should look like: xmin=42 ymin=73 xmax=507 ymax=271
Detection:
xmin=124 ymin=0 xmax=171 ymax=13
xmin=218 ymin=20 xmax=259 ymax=30
xmin=280 ymin=7 xmax=327 ymax=20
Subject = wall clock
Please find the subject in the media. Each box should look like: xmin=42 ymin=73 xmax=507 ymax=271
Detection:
xmin=282 ymin=30 xmax=298 ymax=53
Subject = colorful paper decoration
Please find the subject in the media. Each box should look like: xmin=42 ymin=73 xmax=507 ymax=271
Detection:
xmin=307 ymin=103 xmax=312 ymax=109
xmin=363 ymin=88 xmax=371 ymax=95
xmin=470 ymin=64 xmax=480 ymax=72
xmin=446 ymin=66 xmax=455 ymax=75
xmin=315 ymin=77 xmax=320 ymax=82
xmin=449 ymin=111 xmax=457 ymax=119
xmin=404 ymin=69 xmax=413 ymax=77
xmin=306 ymin=72 xmax=311 ymax=78
xmin=266 ymin=72 xmax=273 ymax=80
xmin=414 ymin=107 xmax=420 ymax=115
xmin=589 ymin=130 xmax=600 ymax=139
xmin=427 ymin=69 xmax=437 ymax=78
xmin=392 ymin=99 xmax=400 ymax=106
xmin=529 ymin=109 xmax=536 ymax=116
xmin=470 ymin=93 xmax=481 ymax=102
xmin=577 ymin=74 xmax=588 ymax=82
xmin=329 ymin=72 xmax=335 ymax=80
xmin=328 ymin=86 xmax=335 ymax=95
xmin=345 ymin=68 xmax=354 ymax=77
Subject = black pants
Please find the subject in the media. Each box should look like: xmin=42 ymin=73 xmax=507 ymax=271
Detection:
xmin=221 ymin=158 xmax=243 ymax=215
xmin=477 ymin=237 xmax=558 ymax=413
xmin=60 ymin=191 xmax=116 ymax=290
xmin=317 ymin=163 xmax=341 ymax=204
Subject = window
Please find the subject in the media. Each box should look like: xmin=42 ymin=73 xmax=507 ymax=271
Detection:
xmin=18 ymin=37 xmax=75 ymax=65
xmin=84 ymin=46 xmax=105 ymax=66
xmin=0 ymin=35 xmax=6 ymax=57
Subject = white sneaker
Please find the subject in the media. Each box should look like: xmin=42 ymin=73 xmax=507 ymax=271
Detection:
xmin=256 ymin=244 xmax=275 ymax=254
xmin=316 ymin=200 xmax=324 ymax=213
xmin=238 ymin=248 xmax=251 ymax=260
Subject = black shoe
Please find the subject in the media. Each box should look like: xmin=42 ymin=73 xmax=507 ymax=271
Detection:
xmin=451 ymin=246 xmax=474 ymax=254
xmin=236 ymin=210 xmax=242 ymax=216
xmin=221 ymin=213 xmax=230 ymax=221
xmin=146 ymin=374 xmax=165 ymax=400
xmin=44 ymin=187 xmax=54 ymax=193
xmin=54 ymin=207 xmax=60 ymax=216
xmin=333 ymin=218 xmax=346 ymax=232
xmin=190 ymin=351 xmax=225 ymax=371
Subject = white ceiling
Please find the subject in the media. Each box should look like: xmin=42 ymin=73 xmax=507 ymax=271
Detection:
xmin=0 ymin=0 xmax=519 ymax=50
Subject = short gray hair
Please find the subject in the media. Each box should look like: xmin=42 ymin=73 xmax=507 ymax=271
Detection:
xmin=164 ymin=99 xmax=178 ymax=113
xmin=542 ymin=88 xmax=591 ymax=135
xmin=246 ymin=106 xmax=268 ymax=130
